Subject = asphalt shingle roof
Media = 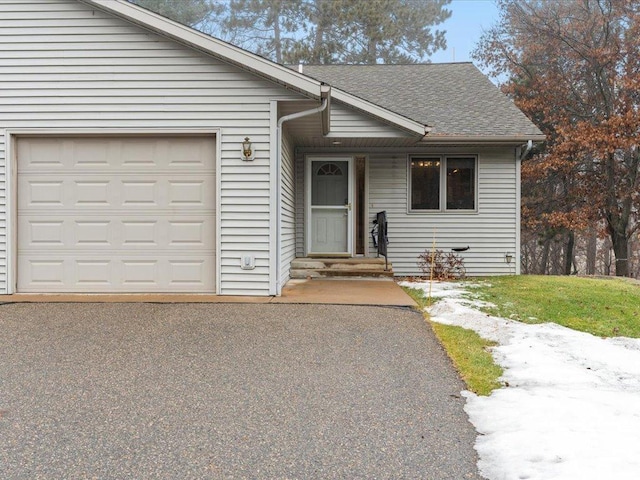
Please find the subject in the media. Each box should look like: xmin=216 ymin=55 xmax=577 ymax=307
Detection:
xmin=302 ymin=63 xmax=543 ymax=137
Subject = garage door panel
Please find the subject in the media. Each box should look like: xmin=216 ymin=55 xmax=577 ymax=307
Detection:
xmin=17 ymin=135 xmax=216 ymax=293
xmin=75 ymin=220 xmax=112 ymax=246
xmin=75 ymin=260 xmax=112 ymax=287
xmin=18 ymin=254 xmax=216 ymax=292
xmin=76 ymin=181 xmax=111 ymax=206
xmin=19 ymin=216 xmax=216 ymax=251
xmin=22 ymin=259 xmax=66 ymax=287
xmin=19 ymin=176 xmax=215 ymax=211
xmin=18 ymin=137 xmax=216 ymax=172
xmin=22 ymin=220 xmax=66 ymax=247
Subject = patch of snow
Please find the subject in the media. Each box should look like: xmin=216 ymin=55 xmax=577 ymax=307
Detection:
xmin=409 ymin=281 xmax=640 ymax=480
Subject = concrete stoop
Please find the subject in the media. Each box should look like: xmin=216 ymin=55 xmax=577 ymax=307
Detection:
xmin=290 ymin=257 xmax=393 ymax=279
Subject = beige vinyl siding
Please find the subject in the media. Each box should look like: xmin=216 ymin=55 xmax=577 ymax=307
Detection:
xmin=330 ymin=102 xmax=416 ymax=138
xmin=0 ymin=0 xmax=303 ymax=295
xmin=368 ymin=147 xmax=518 ymax=276
xmin=280 ymin=128 xmax=296 ymax=286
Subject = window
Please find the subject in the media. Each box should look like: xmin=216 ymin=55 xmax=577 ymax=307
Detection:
xmin=410 ymin=156 xmax=476 ymax=211
xmin=446 ymin=158 xmax=475 ymax=210
xmin=411 ymin=158 xmax=440 ymax=210
xmin=316 ymin=163 xmax=343 ymax=176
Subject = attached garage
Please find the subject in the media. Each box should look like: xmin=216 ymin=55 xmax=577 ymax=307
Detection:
xmin=15 ymin=135 xmax=217 ymax=293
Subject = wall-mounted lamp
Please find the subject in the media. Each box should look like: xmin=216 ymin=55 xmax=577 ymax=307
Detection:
xmin=241 ymin=137 xmax=254 ymax=161
xmin=505 ymin=252 xmax=514 ymax=264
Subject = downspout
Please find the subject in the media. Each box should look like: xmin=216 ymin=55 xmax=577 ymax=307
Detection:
xmin=520 ymin=139 xmax=533 ymax=160
xmin=515 ymin=140 xmax=533 ymax=275
xmin=274 ymin=87 xmax=330 ymax=295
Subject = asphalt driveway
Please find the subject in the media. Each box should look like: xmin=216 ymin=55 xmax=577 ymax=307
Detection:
xmin=0 ymin=303 xmax=481 ymax=479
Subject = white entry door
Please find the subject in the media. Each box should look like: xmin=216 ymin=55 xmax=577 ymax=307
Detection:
xmin=307 ymin=157 xmax=353 ymax=255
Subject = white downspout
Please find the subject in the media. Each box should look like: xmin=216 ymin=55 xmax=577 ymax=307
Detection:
xmin=515 ymin=140 xmax=532 ymax=275
xmin=520 ymin=139 xmax=533 ymax=160
xmin=274 ymin=93 xmax=330 ymax=295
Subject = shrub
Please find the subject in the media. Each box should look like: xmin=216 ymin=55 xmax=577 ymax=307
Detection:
xmin=417 ymin=249 xmax=466 ymax=280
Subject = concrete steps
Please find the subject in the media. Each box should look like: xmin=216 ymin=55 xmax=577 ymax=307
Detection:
xmin=290 ymin=257 xmax=393 ymax=279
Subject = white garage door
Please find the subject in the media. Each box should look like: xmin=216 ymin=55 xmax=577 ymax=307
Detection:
xmin=17 ymin=135 xmax=216 ymax=293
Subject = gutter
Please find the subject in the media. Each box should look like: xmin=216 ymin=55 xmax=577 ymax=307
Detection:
xmin=274 ymin=87 xmax=331 ymax=295
xmin=419 ymin=135 xmax=546 ymax=145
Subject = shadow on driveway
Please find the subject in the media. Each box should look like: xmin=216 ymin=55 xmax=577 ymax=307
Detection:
xmin=0 ymin=303 xmax=481 ymax=479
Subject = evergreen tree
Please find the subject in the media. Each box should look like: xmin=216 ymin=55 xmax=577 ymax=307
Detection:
xmin=129 ymin=0 xmax=218 ymax=26
xmin=131 ymin=0 xmax=451 ymax=65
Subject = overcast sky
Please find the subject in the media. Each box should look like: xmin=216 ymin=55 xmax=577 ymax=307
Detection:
xmin=430 ymin=0 xmax=500 ymax=64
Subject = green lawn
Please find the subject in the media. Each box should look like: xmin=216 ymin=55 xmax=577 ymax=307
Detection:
xmin=403 ymin=275 xmax=640 ymax=396
xmin=403 ymin=287 xmax=504 ymax=396
xmin=471 ymin=276 xmax=640 ymax=338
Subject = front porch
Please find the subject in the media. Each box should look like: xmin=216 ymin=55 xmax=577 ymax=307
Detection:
xmin=290 ymin=257 xmax=392 ymax=279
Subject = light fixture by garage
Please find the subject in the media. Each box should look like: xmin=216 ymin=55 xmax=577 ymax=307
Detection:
xmin=241 ymin=137 xmax=254 ymax=161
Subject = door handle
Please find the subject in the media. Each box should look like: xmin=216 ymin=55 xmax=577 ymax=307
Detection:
xmin=345 ymin=203 xmax=352 ymax=211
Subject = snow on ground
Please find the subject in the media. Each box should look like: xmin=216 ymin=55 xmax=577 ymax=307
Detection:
xmin=401 ymin=281 xmax=640 ymax=480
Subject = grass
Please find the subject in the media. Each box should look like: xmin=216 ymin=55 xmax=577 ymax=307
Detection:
xmin=471 ymin=275 xmax=640 ymax=338
xmin=402 ymin=275 xmax=640 ymax=396
xmin=403 ymin=287 xmax=504 ymax=396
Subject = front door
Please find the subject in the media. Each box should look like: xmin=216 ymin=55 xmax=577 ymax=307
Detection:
xmin=307 ymin=157 xmax=353 ymax=255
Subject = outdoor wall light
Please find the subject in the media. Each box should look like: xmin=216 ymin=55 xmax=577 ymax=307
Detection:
xmin=505 ymin=252 xmax=514 ymax=264
xmin=241 ymin=137 xmax=254 ymax=161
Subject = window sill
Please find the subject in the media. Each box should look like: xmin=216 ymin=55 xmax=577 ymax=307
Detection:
xmin=407 ymin=209 xmax=479 ymax=215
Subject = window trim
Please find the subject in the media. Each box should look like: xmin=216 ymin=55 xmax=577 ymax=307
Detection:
xmin=407 ymin=154 xmax=479 ymax=213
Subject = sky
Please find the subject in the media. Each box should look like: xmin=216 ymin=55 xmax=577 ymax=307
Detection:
xmin=400 ymin=280 xmax=640 ymax=480
xmin=430 ymin=0 xmax=501 ymax=64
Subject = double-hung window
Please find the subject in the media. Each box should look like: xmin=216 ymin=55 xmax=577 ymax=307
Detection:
xmin=410 ymin=156 xmax=477 ymax=212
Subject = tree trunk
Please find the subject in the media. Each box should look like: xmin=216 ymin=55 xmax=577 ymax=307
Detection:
xmin=311 ymin=0 xmax=327 ymax=63
xmin=603 ymin=246 xmax=611 ymax=275
xmin=603 ymin=150 xmax=634 ymax=277
xmin=586 ymin=229 xmax=597 ymax=275
xmin=611 ymin=231 xmax=629 ymax=277
xmin=564 ymin=231 xmax=575 ymax=275
xmin=540 ymin=237 xmax=551 ymax=274
xmin=272 ymin=6 xmax=282 ymax=64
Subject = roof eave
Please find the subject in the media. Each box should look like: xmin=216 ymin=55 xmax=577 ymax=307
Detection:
xmin=331 ymin=89 xmax=429 ymax=138
xmin=418 ymin=134 xmax=546 ymax=145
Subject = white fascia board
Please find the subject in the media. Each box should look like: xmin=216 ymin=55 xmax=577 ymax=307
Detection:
xmin=79 ymin=0 xmax=324 ymax=99
xmin=418 ymin=134 xmax=547 ymax=145
xmin=331 ymin=89 xmax=429 ymax=137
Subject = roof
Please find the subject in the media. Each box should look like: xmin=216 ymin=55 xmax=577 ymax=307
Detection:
xmin=79 ymin=1 xmax=542 ymax=142
xmin=302 ymin=63 xmax=544 ymax=139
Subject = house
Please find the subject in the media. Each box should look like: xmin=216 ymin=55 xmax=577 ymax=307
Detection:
xmin=0 ymin=0 xmax=545 ymax=296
